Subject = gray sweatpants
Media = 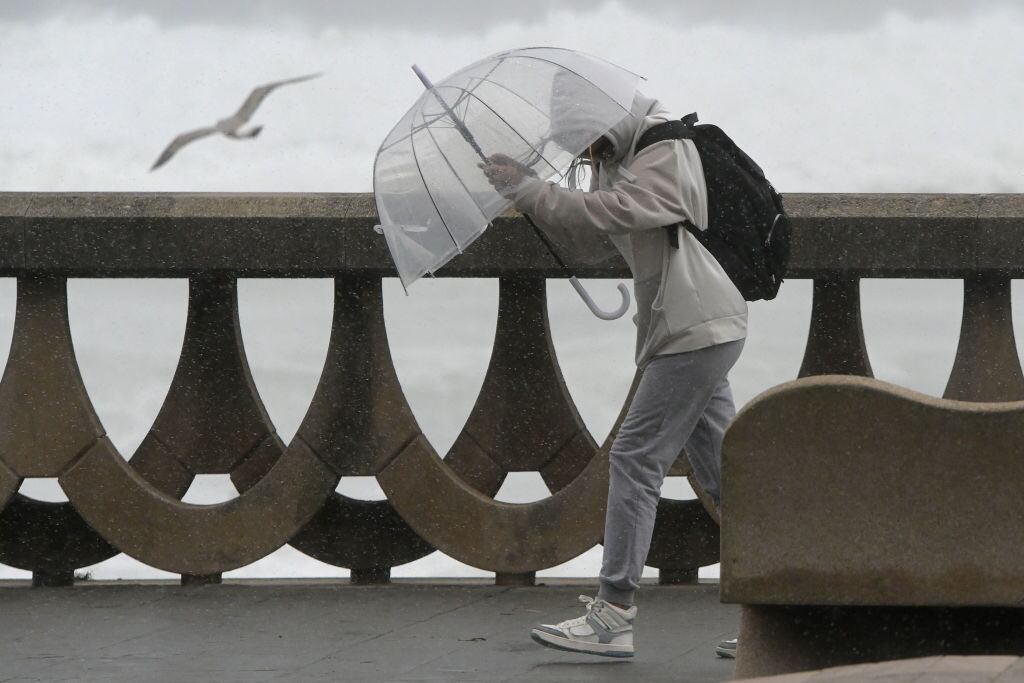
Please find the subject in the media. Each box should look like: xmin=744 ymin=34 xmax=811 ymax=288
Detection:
xmin=598 ymin=339 xmax=744 ymax=606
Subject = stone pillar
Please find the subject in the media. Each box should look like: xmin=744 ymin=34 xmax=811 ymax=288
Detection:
xmin=799 ymin=277 xmax=873 ymax=378
xmin=943 ymin=275 xmax=1024 ymax=401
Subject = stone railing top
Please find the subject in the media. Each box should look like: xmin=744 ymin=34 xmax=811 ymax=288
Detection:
xmin=1 ymin=192 xmax=1022 ymax=278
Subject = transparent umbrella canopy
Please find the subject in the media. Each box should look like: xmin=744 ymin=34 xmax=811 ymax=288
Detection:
xmin=373 ymin=47 xmax=642 ymax=318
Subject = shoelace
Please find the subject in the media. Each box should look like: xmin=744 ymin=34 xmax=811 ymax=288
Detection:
xmin=558 ymin=595 xmax=602 ymax=629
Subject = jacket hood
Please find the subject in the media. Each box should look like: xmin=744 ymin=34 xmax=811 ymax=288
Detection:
xmin=601 ymin=91 xmax=669 ymax=165
xmin=548 ymin=71 xmax=669 ymax=165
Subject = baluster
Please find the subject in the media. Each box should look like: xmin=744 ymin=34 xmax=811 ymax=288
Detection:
xmin=142 ymin=277 xmax=269 ymax=585
xmin=378 ymin=277 xmax=608 ymax=582
xmin=234 ymin=276 xmax=459 ymax=585
xmin=943 ymin=275 xmax=1024 ymax=401
xmin=466 ymin=277 xmax=597 ymax=586
xmin=0 ymin=277 xmax=117 ymax=587
xmin=59 ymin=277 xmax=337 ymax=577
xmin=799 ymin=278 xmax=874 ymax=377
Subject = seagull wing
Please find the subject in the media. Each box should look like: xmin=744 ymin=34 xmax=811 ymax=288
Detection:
xmin=231 ymin=72 xmax=323 ymax=123
xmin=151 ymin=126 xmax=219 ymax=171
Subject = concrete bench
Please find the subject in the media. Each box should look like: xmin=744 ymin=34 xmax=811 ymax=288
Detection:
xmin=721 ymin=376 xmax=1024 ymax=678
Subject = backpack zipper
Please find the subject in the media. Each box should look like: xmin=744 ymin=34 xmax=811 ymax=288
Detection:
xmin=764 ymin=214 xmax=782 ymax=246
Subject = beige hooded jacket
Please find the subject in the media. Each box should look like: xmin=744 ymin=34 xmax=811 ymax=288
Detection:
xmin=509 ymin=92 xmax=747 ymax=368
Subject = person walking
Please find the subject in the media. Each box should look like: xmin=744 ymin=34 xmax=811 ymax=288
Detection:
xmin=480 ymin=86 xmax=747 ymax=659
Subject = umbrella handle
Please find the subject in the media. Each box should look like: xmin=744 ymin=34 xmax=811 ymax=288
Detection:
xmin=569 ymin=277 xmax=630 ymax=321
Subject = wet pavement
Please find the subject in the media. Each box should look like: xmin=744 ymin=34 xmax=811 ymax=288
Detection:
xmin=0 ymin=578 xmax=738 ymax=682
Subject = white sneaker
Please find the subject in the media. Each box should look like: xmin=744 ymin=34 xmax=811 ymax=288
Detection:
xmin=715 ymin=637 xmax=737 ymax=658
xmin=530 ymin=595 xmax=636 ymax=658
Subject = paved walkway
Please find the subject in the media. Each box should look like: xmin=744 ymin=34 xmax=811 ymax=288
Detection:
xmin=0 ymin=579 xmax=738 ymax=682
xmin=737 ymin=656 xmax=1024 ymax=682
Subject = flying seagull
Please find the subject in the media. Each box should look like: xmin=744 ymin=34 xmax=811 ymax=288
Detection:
xmin=150 ymin=72 xmax=323 ymax=171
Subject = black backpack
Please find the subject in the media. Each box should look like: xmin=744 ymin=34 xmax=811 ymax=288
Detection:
xmin=634 ymin=112 xmax=789 ymax=301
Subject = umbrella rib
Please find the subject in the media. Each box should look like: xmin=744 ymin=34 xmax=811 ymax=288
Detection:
xmin=513 ymin=45 xmax=646 ymax=80
xmin=460 ymin=75 xmax=562 ymax=179
xmin=377 ymin=111 xmax=451 ymax=154
xmin=408 ymin=117 xmax=463 ymax=256
xmin=440 ymin=57 xmax=505 ymax=116
xmin=378 ymin=62 xmax=501 ymax=155
xmin=507 ymin=53 xmax=636 ymax=116
xmin=463 ymin=74 xmax=551 ymax=122
xmin=446 ymin=58 xmax=505 ymax=125
xmin=434 ymin=85 xmax=562 ymax=178
xmin=421 ymin=120 xmax=491 ymax=228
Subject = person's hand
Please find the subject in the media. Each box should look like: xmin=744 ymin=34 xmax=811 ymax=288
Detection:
xmin=479 ymin=153 xmax=534 ymax=192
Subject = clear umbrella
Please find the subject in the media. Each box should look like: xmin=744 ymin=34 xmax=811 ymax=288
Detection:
xmin=373 ymin=47 xmax=641 ymax=319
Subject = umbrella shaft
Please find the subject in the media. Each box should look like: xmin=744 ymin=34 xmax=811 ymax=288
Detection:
xmin=413 ymin=64 xmax=488 ymax=163
xmin=523 ymin=213 xmax=569 ymax=272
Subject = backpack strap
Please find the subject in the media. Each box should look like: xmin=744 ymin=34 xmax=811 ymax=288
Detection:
xmin=633 ymin=113 xmax=700 ymax=250
xmin=634 ymin=112 xmax=699 ymax=155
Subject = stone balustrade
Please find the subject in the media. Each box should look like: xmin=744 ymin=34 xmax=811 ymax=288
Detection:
xmin=0 ymin=192 xmax=1021 ymax=590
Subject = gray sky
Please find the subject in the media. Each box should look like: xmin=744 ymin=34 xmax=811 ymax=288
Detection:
xmin=2 ymin=0 xmax=1021 ymax=33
